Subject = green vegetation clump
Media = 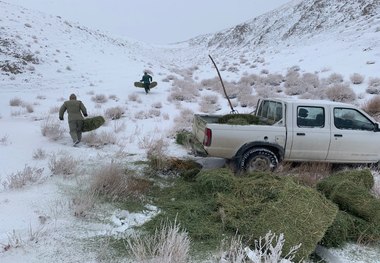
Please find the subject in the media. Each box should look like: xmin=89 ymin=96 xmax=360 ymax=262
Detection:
xmin=317 ymin=168 xmax=374 ymax=196
xmin=321 ymin=210 xmax=380 ymax=248
xmin=82 ymin=116 xmax=105 ymax=132
xmin=217 ymin=114 xmax=259 ymax=125
xmin=317 ymin=169 xmax=380 ymax=246
xmin=143 ymin=169 xmax=338 ymax=261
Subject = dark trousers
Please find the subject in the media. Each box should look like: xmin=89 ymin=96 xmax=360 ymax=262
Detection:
xmin=68 ymin=120 xmax=84 ymax=142
xmin=144 ymin=83 xmax=150 ymax=93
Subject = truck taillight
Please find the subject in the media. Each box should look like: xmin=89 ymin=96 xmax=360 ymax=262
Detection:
xmin=203 ymin=128 xmax=212 ymax=146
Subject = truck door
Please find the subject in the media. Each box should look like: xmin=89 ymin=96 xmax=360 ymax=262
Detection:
xmin=288 ymin=106 xmax=331 ymax=160
xmin=326 ymin=107 xmax=380 ymax=162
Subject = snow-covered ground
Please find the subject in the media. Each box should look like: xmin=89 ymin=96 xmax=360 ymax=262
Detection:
xmin=1 ymin=1 xmax=380 ymax=262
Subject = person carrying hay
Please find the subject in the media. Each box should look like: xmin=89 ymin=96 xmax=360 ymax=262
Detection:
xmin=59 ymin=93 xmax=88 ymax=146
xmin=140 ymin=71 xmax=153 ymax=94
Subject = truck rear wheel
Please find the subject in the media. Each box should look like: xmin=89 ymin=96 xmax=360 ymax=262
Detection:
xmin=240 ymin=148 xmax=278 ymax=173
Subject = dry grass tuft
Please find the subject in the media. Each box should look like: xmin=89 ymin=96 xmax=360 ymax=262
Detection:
xmin=2 ymin=165 xmax=44 ymax=189
xmin=126 ymin=219 xmax=190 ymax=263
xmin=48 ymin=153 xmax=78 ymax=176
xmin=41 ymin=116 xmax=65 ymax=141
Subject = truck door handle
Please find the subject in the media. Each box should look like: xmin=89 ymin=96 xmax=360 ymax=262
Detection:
xmin=296 ymin=133 xmax=305 ymax=136
xmin=334 ymin=134 xmax=343 ymax=137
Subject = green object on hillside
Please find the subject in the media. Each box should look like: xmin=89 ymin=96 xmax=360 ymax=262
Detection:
xmin=144 ymin=169 xmax=338 ymax=262
xmin=220 ymin=173 xmax=338 ymax=262
xmin=320 ymin=210 xmax=380 ymax=248
xmin=317 ymin=169 xmax=380 ymax=247
xmin=82 ymin=116 xmax=105 ymax=132
xmin=317 ymin=169 xmax=374 ymax=196
xmin=217 ymin=114 xmax=259 ymax=125
xmin=134 ymin=81 xmax=157 ymax=89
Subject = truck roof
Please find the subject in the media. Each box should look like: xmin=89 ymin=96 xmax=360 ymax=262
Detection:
xmin=268 ymin=98 xmax=357 ymax=107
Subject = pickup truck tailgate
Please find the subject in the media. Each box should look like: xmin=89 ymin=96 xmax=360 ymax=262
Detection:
xmin=192 ymin=114 xmax=222 ymax=144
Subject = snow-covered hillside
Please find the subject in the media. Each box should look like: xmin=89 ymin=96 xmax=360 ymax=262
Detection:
xmin=1 ymin=0 xmax=380 ymax=262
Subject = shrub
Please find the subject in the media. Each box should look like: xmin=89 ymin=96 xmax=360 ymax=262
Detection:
xmin=326 ymin=83 xmax=356 ymax=103
xmin=362 ymin=96 xmax=380 ymax=116
xmin=366 ymin=78 xmax=380 ymax=94
xmin=151 ymin=102 xmax=162 ymax=109
xmin=105 ymin=106 xmax=124 ymax=120
xmin=144 ymin=138 xmax=169 ymax=171
xmin=82 ymin=131 xmax=118 ymax=147
xmin=350 ymin=73 xmax=365 ymax=84
xmin=9 ymin=97 xmax=22 ymax=106
xmin=170 ymin=110 xmax=192 ymax=133
xmin=41 ymin=116 xmax=65 ymax=141
xmin=32 ymin=148 xmax=47 ymax=160
xmin=326 ymin=73 xmax=344 ymax=84
xmin=89 ymin=163 xmax=133 ymax=201
xmin=3 ymin=166 xmax=44 ymax=189
xmin=126 ymin=220 xmax=190 ymax=263
xmin=128 ymin=93 xmax=140 ymax=102
xmin=91 ymin=94 xmax=108 ymax=104
xmin=48 ymin=153 xmax=78 ymax=176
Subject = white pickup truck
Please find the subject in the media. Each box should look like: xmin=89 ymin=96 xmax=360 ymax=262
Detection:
xmin=192 ymin=98 xmax=380 ymax=172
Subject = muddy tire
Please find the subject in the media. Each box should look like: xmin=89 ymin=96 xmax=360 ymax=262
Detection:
xmin=240 ymin=148 xmax=278 ymax=173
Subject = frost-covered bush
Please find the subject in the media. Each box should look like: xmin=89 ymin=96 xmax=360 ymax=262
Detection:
xmin=151 ymin=102 xmax=163 ymax=109
xmin=41 ymin=116 xmax=65 ymax=141
xmin=48 ymin=153 xmax=78 ymax=176
xmin=362 ymin=96 xmax=380 ymax=117
xmin=168 ymin=79 xmax=200 ymax=103
xmin=238 ymin=74 xmax=259 ymax=87
xmin=326 ymin=73 xmax=344 ymax=85
xmin=199 ymin=96 xmax=220 ymax=113
xmin=366 ymin=78 xmax=380 ymax=94
xmin=3 ymin=166 xmax=44 ymax=189
xmin=32 ymin=148 xmax=47 ymax=160
xmin=264 ymin=74 xmax=284 ymax=86
xmin=91 ymin=94 xmax=108 ymax=104
xmin=172 ymin=108 xmax=194 ymax=133
xmin=105 ymin=106 xmax=124 ymax=120
xmin=126 ymin=220 xmax=190 ymax=263
xmin=82 ymin=131 xmax=118 ymax=147
xmin=128 ymin=93 xmax=140 ymax=102
xmin=350 ymin=73 xmax=365 ymax=85
xmin=9 ymin=97 xmax=22 ymax=106
xmin=326 ymin=83 xmax=356 ymax=103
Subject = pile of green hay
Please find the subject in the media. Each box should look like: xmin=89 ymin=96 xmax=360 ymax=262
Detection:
xmin=82 ymin=116 xmax=105 ymax=132
xmin=320 ymin=210 xmax=380 ymax=248
xmin=217 ymin=173 xmax=337 ymax=262
xmin=144 ymin=169 xmax=338 ymax=261
xmin=217 ymin=114 xmax=260 ymax=125
xmin=317 ymin=169 xmax=380 ymax=247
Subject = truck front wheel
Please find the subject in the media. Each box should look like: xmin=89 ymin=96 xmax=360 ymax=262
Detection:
xmin=240 ymin=148 xmax=278 ymax=173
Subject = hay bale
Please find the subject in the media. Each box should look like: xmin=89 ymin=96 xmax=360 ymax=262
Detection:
xmin=217 ymin=114 xmax=259 ymax=125
xmin=317 ymin=169 xmax=374 ymax=197
xmin=329 ymin=180 xmax=380 ymax=223
xmin=320 ymin=210 xmax=380 ymax=248
xmin=82 ymin=116 xmax=105 ymax=132
xmin=250 ymin=179 xmax=338 ymax=262
xmin=217 ymin=173 xmax=338 ymax=262
xmin=195 ymin=168 xmax=235 ymax=194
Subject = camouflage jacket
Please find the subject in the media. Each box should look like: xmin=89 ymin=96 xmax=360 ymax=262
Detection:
xmin=59 ymin=100 xmax=87 ymax=121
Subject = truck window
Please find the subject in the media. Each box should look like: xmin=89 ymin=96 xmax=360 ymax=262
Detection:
xmin=334 ymin=108 xmax=375 ymax=131
xmin=257 ymin=100 xmax=283 ymax=124
xmin=297 ymin=106 xmax=325 ymax=128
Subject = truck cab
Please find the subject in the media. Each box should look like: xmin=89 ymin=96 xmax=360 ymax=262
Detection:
xmin=192 ymin=98 xmax=380 ymax=172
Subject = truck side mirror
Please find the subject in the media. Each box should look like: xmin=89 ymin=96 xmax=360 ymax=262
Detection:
xmin=375 ymin=123 xmax=380 ymax=132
